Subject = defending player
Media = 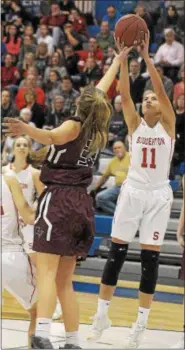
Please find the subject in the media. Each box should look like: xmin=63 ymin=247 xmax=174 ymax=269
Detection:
xmin=2 ymin=48 xmax=131 ymax=349
xmin=2 ymin=174 xmax=36 ymax=349
xmin=88 ymin=31 xmax=175 ymax=348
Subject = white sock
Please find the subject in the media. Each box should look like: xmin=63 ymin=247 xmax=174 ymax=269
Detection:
xmin=97 ymin=298 xmax=110 ymax=316
xmin=136 ymin=307 xmax=150 ymax=326
xmin=35 ymin=318 xmax=51 ymax=338
xmin=66 ymin=331 xmax=79 ymax=346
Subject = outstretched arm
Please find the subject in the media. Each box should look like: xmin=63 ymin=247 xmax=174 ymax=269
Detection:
xmin=3 ymin=119 xmax=81 ymax=146
xmin=116 ymin=41 xmax=140 ymax=134
xmin=96 ymin=56 xmax=120 ymax=93
xmin=177 ymin=176 xmax=184 ymax=248
xmin=138 ymin=31 xmax=175 ymax=138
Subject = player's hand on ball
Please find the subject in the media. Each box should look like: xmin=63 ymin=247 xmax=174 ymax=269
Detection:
xmin=177 ymin=235 xmax=184 ymax=248
xmin=136 ymin=30 xmax=150 ymax=59
xmin=114 ymin=37 xmax=134 ymax=63
xmin=2 ymin=117 xmax=26 ymax=137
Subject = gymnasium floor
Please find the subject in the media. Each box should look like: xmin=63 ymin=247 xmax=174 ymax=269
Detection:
xmin=2 ymin=275 xmax=184 ymax=349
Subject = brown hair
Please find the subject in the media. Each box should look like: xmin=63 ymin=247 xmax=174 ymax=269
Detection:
xmin=77 ymin=86 xmax=112 ymax=156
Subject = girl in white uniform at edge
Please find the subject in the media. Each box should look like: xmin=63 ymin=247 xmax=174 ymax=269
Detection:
xmin=88 ymin=31 xmax=175 ymax=349
xmin=2 ymin=135 xmax=62 ymax=320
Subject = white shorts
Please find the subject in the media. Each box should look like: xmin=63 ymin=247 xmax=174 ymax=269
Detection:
xmin=2 ymin=250 xmax=37 ymax=309
xmin=111 ymin=182 xmax=173 ymax=246
xmin=22 ymin=225 xmax=35 ymax=254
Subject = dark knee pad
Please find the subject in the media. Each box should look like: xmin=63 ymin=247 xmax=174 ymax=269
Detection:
xmin=140 ymin=249 xmax=160 ymax=294
xmin=101 ymin=242 xmax=128 ymax=286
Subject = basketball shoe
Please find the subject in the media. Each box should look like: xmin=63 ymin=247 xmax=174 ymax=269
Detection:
xmin=170 ymin=334 xmax=184 ymax=348
xmin=59 ymin=344 xmax=82 ymax=349
xmin=123 ymin=322 xmax=146 ymax=348
xmin=87 ymin=313 xmax=111 ymax=341
xmin=31 ymin=335 xmax=53 ymax=349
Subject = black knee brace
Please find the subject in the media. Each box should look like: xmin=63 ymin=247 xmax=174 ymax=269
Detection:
xmin=101 ymin=242 xmax=128 ymax=286
xmin=140 ymin=249 xmax=160 ymax=294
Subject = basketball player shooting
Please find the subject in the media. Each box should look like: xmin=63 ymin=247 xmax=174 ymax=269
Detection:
xmin=88 ymin=31 xmax=175 ymax=348
xmin=2 ymin=174 xmax=37 ymax=349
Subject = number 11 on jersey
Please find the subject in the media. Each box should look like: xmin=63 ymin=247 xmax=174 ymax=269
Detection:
xmin=141 ymin=148 xmax=156 ymax=169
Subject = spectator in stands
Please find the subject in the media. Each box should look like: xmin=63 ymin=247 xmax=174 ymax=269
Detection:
xmin=24 ymin=25 xmax=36 ymax=43
xmin=45 ymin=95 xmax=66 ymax=128
xmin=44 ymin=51 xmax=67 ymax=82
xmin=173 ymin=65 xmax=184 ymax=105
xmin=154 ymin=28 xmax=184 ymax=82
xmin=134 ymin=2 xmax=154 ymax=43
xmin=101 ymin=64 xmax=118 ymax=101
xmin=19 ymin=67 xmax=43 ymax=88
xmin=129 ymin=58 xmax=146 ymax=105
xmin=3 ymin=24 xmax=21 ymax=56
xmin=83 ymin=57 xmax=102 ymax=84
xmin=20 ymin=107 xmax=36 ymax=128
xmin=40 ymin=2 xmax=67 ymax=47
xmin=77 ymin=37 xmax=104 ymax=63
xmin=164 ymin=5 xmax=179 ymax=31
xmin=68 ymin=8 xmax=88 ymax=39
xmin=63 ymin=44 xmax=80 ymax=76
xmin=62 ymin=21 xmax=84 ymax=50
xmin=1 ymin=53 xmax=20 ymax=91
xmin=18 ymin=52 xmax=36 ymax=78
xmin=5 ymin=0 xmax=23 ymax=24
xmin=1 ymin=88 xmax=19 ymax=120
xmin=23 ymin=89 xmax=45 ymax=128
xmin=19 ymin=0 xmax=41 ymax=30
xmin=144 ymin=63 xmax=174 ymax=101
xmin=1 ymin=40 xmax=7 ymax=64
xmin=35 ymin=42 xmax=50 ymax=77
xmin=174 ymin=94 xmax=185 ymax=165
xmin=37 ymin=24 xmax=54 ymax=55
xmin=60 ymin=76 xmax=80 ymax=115
xmin=18 ymin=35 xmax=37 ymax=65
xmin=44 ymin=70 xmax=61 ymax=106
xmin=108 ymin=95 xmax=128 ymax=149
xmin=94 ymin=141 xmax=130 ymax=215
xmin=59 ymin=0 xmax=76 ymax=15
xmin=15 ymin=74 xmax=45 ymax=109
xmin=96 ymin=21 xmax=115 ymax=55
xmin=102 ymin=5 xmax=121 ymax=31
xmin=104 ymin=46 xmax=115 ymax=65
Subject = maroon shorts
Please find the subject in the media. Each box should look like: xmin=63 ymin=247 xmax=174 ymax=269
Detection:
xmin=179 ymin=250 xmax=185 ymax=280
xmin=33 ymin=185 xmax=95 ymax=258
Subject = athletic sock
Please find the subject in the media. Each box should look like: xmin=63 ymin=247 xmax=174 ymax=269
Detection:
xmin=66 ymin=331 xmax=79 ymax=346
xmin=97 ymin=298 xmax=110 ymax=317
xmin=35 ymin=318 xmax=51 ymax=338
xmin=136 ymin=307 xmax=150 ymax=327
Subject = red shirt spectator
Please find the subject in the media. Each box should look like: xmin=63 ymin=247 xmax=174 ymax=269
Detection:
xmin=69 ymin=9 xmax=88 ymax=37
xmin=77 ymin=37 xmax=104 ymax=63
xmin=3 ymin=24 xmax=21 ymax=56
xmin=40 ymin=3 xmax=66 ymax=27
xmin=1 ymin=54 xmax=20 ymax=88
xmin=173 ymin=65 xmax=184 ymax=105
xmin=15 ymin=74 xmax=45 ymax=109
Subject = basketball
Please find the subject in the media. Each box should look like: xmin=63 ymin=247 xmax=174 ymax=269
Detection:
xmin=115 ymin=14 xmax=148 ymax=47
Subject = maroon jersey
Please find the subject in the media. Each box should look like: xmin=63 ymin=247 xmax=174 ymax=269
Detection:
xmin=40 ymin=119 xmax=98 ymax=187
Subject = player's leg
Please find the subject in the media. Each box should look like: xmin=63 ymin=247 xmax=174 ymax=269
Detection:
xmin=31 ymin=252 xmax=60 ymax=349
xmin=88 ymin=184 xmax=143 ymax=341
xmin=28 ymin=303 xmax=37 ymax=349
xmin=125 ymin=186 xmax=173 ymax=348
xmin=56 ymin=256 xmax=81 ymax=349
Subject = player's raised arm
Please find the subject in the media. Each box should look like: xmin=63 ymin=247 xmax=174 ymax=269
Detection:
xmin=96 ymin=54 xmax=121 ymax=93
xmin=2 ymin=119 xmax=81 ymax=146
xmin=118 ymin=42 xmax=141 ymax=134
xmin=138 ymin=31 xmax=175 ymax=138
xmin=4 ymin=175 xmax=35 ymax=225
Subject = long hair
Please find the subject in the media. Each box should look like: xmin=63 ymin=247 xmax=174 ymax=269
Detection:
xmin=5 ymin=25 xmax=20 ymax=44
xmin=77 ymin=86 xmax=113 ymax=156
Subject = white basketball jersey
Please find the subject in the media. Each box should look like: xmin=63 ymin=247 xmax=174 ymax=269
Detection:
xmin=127 ymin=119 xmax=175 ymax=188
xmin=5 ymin=164 xmax=35 ymax=206
xmin=1 ymin=176 xmax=22 ymax=248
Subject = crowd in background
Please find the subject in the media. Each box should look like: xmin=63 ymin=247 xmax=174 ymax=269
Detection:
xmin=1 ymin=0 xmax=184 ymax=180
